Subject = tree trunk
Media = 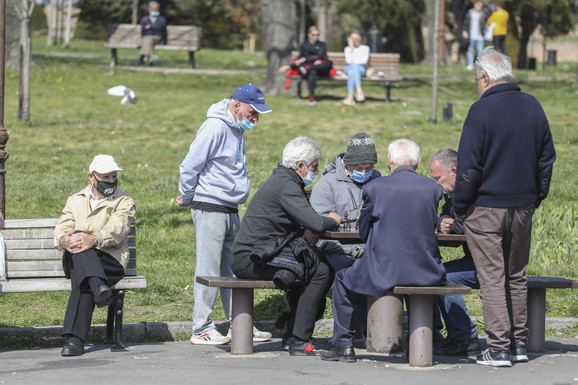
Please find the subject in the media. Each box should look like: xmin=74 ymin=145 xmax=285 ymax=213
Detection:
xmin=63 ymin=0 xmax=71 ymax=48
xmin=16 ymin=0 xmax=33 ymax=120
xmin=429 ymin=0 xmax=440 ymax=124
xmin=260 ymin=0 xmax=296 ymax=95
xmin=423 ymin=0 xmax=435 ymax=64
xmin=5 ymin=0 xmax=20 ymax=70
xmin=132 ymin=0 xmax=138 ymax=25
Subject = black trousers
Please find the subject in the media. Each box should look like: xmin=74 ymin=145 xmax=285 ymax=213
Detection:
xmin=233 ymin=253 xmax=333 ymax=341
xmin=493 ymin=35 xmax=506 ymax=54
xmin=300 ymin=60 xmax=333 ymax=98
xmin=61 ymin=249 xmax=124 ymax=341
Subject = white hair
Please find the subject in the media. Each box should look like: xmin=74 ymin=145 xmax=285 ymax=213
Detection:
xmin=475 ymin=46 xmax=513 ymax=83
xmin=281 ymin=136 xmax=322 ymax=169
xmin=388 ymin=138 xmax=420 ymax=167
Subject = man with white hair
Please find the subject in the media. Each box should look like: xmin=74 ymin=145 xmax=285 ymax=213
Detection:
xmin=232 ymin=136 xmax=342 ymax=356
xmin=454 ymin=47 xmax=556 ymax=367
xmin=138 ymin=1 xmax=167 ymax=66
xmin=321 ymin=139 xmax=446 ymax=363
xmin=55 ymin=155 xmax=135 ymax=356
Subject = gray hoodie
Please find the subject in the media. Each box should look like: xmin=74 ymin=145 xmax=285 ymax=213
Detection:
xmin=179 ymin=99 xmax=249 ymax=208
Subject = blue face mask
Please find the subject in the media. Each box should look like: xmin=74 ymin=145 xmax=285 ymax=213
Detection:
xmin=352 ymin=168 xmax=373 ymax=184
xmin=236 ymin=109 xmax=255 ymax=131
xmin=150 ymin=11 xmax=160 ymax=17
xmin=302 ymin=170 xmax=316 ymax=186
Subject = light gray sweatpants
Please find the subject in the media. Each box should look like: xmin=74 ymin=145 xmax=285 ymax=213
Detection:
xmin=191 ymin=209 xmax=238 ymax=335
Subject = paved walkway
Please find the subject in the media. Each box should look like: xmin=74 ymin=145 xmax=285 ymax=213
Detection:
xmin=1 ymin=336 xmax=577 ymax=385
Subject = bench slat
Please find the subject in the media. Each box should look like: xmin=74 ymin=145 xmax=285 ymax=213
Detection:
xmin=196 ymin=276 xmax=277 ymax=289
xmin=4 ymin=218 xmax=59 ymax=228
xmin=527 ymin=276 xmax=578 ymax=289
xmin=2 ymin=228 xmax=54 ymax=240
xmin=393 ymin=282 xmax=471 ymax=295
xmin=0 ymin=276 xmax=147 ymax=293
xmin=6 ymin=249 xmax=63 ymax=260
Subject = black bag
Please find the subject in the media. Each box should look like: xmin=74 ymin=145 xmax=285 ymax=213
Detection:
xmin=459 ymin=37 xmax=470 ymax=52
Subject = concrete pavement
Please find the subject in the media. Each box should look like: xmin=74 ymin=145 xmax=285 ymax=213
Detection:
xmin=1 ymin=336 xmax=578 ymax=385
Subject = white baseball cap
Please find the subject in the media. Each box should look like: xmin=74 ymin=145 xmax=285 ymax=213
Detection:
xmin=89 ymin=155 xmax=123 ymax=174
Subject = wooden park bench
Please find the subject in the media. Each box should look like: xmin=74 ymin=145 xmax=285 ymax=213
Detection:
xmin=104 ymin=23 xmax=202 ymax=68
xmin=0 ymin=218 xmax=147 ymax=348
xmin=289 ymin=51 xmax=402 ymax=103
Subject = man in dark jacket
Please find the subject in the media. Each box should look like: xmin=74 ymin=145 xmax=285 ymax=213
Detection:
xmin=138 ymin=1 xmax=167 ymax=66
xmin=453 ymin=47 xmax=556 ymax=367
xmin=429 ymin=148 xmax=481 ymax=357
xmin=232 ymin=136 xmax=342 ymax=356
xmin=321 ymin=139 xmax=446 ymax=363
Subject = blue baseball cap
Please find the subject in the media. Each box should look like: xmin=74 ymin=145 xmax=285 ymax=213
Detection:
xmin=231 ymin=84 xmax=272 ymax=114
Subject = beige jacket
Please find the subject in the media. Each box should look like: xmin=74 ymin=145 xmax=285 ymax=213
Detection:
xmin=54 ymin=184 xmax=136 ymax=269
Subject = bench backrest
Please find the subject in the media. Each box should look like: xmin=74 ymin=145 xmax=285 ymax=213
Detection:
xmin=291 ymin=51 xmax=400 ymax=75
xmin=106 ymin=23 xmax=202 ymax=50
xmin=2 ymin=218 xmax=137 ymax=280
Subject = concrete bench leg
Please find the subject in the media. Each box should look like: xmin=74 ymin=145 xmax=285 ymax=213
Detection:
xmin=408 ymin=294 xmax=433 ymax=367
xmin=527 ymin=287 xmax=546 ymax=353
xmin=366 ymin=293 xmax=403 ymax=353
xmin=230 ymin=288 xmax=254 ymax=354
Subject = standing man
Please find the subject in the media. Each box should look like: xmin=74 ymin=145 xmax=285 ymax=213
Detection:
xmin=178 ymin=84 xmax=272 ymax=345
xmin=55 ymin=155 xmax=135 ymax=356
xmin=138 ymin=1 xmax=167 ymax=66
xmin=321 ymin=139 xmax=446 ymax=363
xmin=429 ymin=148 xmax=481 ymax=357
xmin=462 ymin=1 xmax=487 ymax=70
xmin=454 ymin=47 xmax=556 ymax=367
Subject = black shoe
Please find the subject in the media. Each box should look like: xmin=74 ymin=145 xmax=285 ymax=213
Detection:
xmin=61 ymin=335 xmax=84 ymax=356
xmin=510 ymin=343 xmax=528 ymax=363
xmin=435 ymin=337 xmax=481 ymax=356
xmin=93 ymin=281 xmax=113 ymax=308
xmin=320 ymin=345 xmax=356 ymax=363
xmin=281 ymin=334 xmax=294 ymax=351
xmin=288 ymin=338 xmax=322 ymax=356
xmin=137 ymin=55 xmax=145 ymax=65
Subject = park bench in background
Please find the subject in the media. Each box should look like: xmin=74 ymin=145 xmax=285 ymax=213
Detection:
xmin=104 ymin=23 xmax=202 ymax=68
xmin=289 ymin=51 xmax=402 ymax=103
xmin=0 ymin=218 xmax=147 ymax=348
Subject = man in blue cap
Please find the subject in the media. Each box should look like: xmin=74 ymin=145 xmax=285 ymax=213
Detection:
xmin=177 ymin=84 xmax=272 ymax=345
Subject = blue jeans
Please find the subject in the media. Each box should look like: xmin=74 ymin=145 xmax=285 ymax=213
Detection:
xmin=191 ymin=209 xmax=238 ymax=334
xmin=467 ymin=39 xmax=484 ymax=67
xmin=433 ymin=257 xmax=479 ymax=340
xmin=344 ymin=64 xmax=366 ymax=93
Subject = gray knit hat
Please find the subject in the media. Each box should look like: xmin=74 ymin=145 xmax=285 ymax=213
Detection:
xmin=343 ymin=133 xmax=378 ymax=165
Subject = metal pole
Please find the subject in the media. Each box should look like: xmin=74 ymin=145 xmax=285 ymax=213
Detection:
xmin=429 ymin=0 xmax=440 ymax=123
xmin=0 ymin=0 xmax=9 ymax=219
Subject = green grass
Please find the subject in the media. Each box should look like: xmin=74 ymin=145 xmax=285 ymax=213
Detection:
xmin=0 ymin=38 xmax=576 ymax=341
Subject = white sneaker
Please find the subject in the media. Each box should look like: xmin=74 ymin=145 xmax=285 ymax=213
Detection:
xmin=467 ymin=64 xmax=474 ymax=71
xmin=226 ymin=326 xmax=272 ymax=342
xmin=190 ymin=329 xmax=230 ymax=345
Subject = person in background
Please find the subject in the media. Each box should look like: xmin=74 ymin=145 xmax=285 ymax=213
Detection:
xmin=455 ymin=47 xmax=556 ymax=367
xmin=232 ymin=136 xmax=342 ymax=356
xmin=429 ymin=148 xmax=481 ymax=357
xmin=342 ymin=31 xmax=370 ymax=106
xmin=55 ymin=155 xmax=135 ymax=357
xmin=138 ymin=1 xmax=167 ymax=66
xmin=462 ymin=1 xmax=487 ymax=70
xmin=487 ymin=2 xmax=508 ymax=54
xmin=321 ymin=139 xmax=445 ymax=363
xmin=178 ymin=84 xmax=272 ymax=346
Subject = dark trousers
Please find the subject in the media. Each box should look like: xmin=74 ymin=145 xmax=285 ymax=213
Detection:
xmin=61 ymin=249 xmax=124 ymax=341
xmin=233 ymin=253 xmax=333 ymax=341
xmin=301 ymin=60 xmax=333 ymax=98
xmin=330 ymin=268 xmax=366 ymax=348
xmin=493 ymin=35 xmax=506 ymax=54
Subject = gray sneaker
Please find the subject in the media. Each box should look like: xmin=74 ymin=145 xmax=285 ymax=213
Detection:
xmin=226 ymin=326 xmax=272 ymax=342
xmin=510 ymin=344 xmax=529 ymax=363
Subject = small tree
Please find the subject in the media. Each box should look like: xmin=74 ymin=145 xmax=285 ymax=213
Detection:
xmin=13 ymin=0 xmax=34 ymax=120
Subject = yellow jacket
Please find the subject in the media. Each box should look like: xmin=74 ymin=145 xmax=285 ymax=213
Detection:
xmin=54 ymin=184 xmax=136 ymax=269
xmin=488 ymin=9 xmax=509 ymax=36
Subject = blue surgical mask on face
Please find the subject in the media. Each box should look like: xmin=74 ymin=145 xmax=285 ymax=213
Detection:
xmin=236 ymin=110 xmax=255 ymax=130
xmin=352 ymin=168 xmax=373 ymax=183
xmin=302 ymin=170 xmax=316 ymax=186
xmin=150 ymin=11 xmax=160 ymax=17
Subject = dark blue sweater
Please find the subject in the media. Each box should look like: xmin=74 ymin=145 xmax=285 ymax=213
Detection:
xmin=453 ymin=82 xmax=556 ymax=215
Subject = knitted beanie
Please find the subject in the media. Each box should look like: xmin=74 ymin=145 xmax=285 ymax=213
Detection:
xmin=343 ymin=133 xmax=378 ymax=165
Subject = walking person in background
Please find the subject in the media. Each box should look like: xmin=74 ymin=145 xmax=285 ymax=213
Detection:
xmin=342 ymin=31 xmax=370 ymax=106
xmin=178 ymin=84 xmax=272 ymax=346
xmin=487 ymin=3 xmax=509 ymax=54
xmin=462 ymin=1 xmax=487 ymax=70
xmin=138 ymin=1 xmax=167 ymax=66
xmin=455 ymin=47 xmax=556 ymax=367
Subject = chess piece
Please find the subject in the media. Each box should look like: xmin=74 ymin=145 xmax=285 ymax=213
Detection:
xmin=355 ymin=217 xmax=359 ymax=232
xmin=344 ymin=212 xmax=349 ymax=231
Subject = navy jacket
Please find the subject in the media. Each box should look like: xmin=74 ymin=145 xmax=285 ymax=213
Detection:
xmin=342 ymin=165 xmax=446 ymax=296
xmin=140 ymin=15 xmax=167 ymax=41
xmin=453 ymin=83 xmax=556 ymax=215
